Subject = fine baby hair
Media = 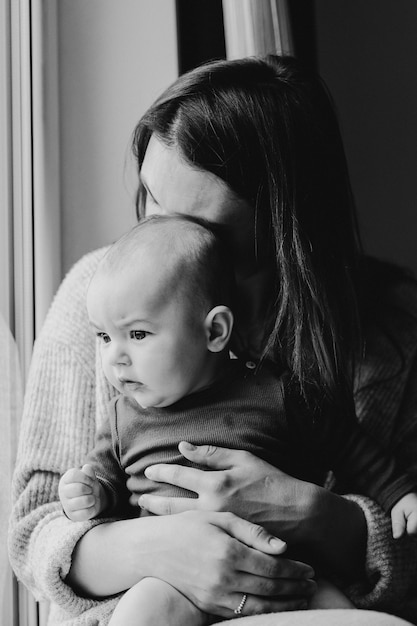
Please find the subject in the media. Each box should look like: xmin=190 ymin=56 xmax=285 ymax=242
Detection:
xmin=99 ymin=213 xmax=236 ymax=317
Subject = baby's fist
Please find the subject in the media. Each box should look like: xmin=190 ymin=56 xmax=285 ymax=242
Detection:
xmin=59 ymin=464 xmax=104 ymax=521
xmin=391 ymin=492 xmax=417 ymax=539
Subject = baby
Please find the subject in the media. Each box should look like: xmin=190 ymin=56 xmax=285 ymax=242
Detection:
xmin=59 ymin=214 xmax=417 ymax=625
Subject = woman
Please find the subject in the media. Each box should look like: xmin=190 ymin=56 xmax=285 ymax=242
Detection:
xmin=9 ymin=55 xmax=417 ymax=625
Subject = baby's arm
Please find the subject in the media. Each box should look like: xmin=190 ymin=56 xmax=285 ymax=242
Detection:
xmin=391 ymin=492 xmax=417 ymax=539
xmin=59 ymin=464 xmax=109 ymax=521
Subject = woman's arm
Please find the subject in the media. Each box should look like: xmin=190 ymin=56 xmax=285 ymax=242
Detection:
xmin=66 ymin=511 xmax=316 ymax=617
xmin=9 ymin=249 xmax=107 ymax=613
xmin=343 ymin=283 xmax=417 ymax=610
xmin=295 ymin=482 xmax=367 ymax=582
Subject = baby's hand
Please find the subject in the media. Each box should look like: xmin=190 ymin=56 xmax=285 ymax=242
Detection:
xmin=391 ymin=492 xmax=417 ymax=539
xmin=59 ymin=464 xmax=106 ymax=522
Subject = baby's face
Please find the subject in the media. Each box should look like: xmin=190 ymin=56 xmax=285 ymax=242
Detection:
xmin=87 ymin=262 xmax=213 ymax=409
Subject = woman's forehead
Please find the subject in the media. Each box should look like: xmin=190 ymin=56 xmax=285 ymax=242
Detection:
xmin=141 ymin=134 xmax=242 ymax=224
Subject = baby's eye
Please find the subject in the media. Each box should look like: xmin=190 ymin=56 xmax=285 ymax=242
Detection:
xmin=130 ymin=330 xmax=148 ymax=341
xmin=97 ymin=332 xmax=111 ymax=344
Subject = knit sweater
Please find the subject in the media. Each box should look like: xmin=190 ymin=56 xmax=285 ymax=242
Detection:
xmin=8 ymin=248 xmax=417 ymax=626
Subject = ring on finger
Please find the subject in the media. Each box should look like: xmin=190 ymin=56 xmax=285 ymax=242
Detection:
xmin=234 ymin=593 xmax=248 ymax=615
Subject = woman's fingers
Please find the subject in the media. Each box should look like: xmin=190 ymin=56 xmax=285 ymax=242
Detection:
xmin=236 ymin=545 xmax=314 ymax=580
xmin=235 ymin=570 xmax=317 ymax=599
xmin=143 ymin=511 xmax=315 ymax=617
xmin=211 ymin=512 xmax=288 ymax=556
xmin=219 ymin=592 xmax=311 ymax=617
xmin=206 ymin=547 xmax=316 ymax=617
xmin=144 ymin=463 xmax=203 ymax=492
xmin=138 ymin=494 xmax=198 ymax=515
xmin=178 ymin=441 xmax=245 ymax=469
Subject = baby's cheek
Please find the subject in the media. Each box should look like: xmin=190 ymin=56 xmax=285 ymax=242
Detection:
xmin=103 ymin=365 xmax=118 ymax=390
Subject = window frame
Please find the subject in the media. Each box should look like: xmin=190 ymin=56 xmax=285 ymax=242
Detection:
xmin=1 ymin=0 xmax=59 ymax=624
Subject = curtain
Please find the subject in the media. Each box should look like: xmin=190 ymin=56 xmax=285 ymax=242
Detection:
xmin=222 ymin=0 xmax=294 ymax=59
xmin=0 ymin=317 xmax=22 ymax=625
xmin=1 ymin=1 xmax=60 ymax=624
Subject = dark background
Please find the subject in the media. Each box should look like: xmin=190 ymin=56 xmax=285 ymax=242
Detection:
xmin=176 ymin=0 xmax=417 ymax=275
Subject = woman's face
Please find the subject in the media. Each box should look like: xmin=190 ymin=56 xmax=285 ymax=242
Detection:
xmin=140 ymin=134 xmax=257 ymax=278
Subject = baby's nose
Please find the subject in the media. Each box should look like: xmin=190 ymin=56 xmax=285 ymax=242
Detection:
xmin=110 ymin=344 xmax=131 ymax=366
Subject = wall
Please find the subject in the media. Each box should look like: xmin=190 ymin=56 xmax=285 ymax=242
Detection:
xmin=314 ymin=0 xmax=417 ymax=275
xmin=58 ymin=0 xmax=178 ymax=274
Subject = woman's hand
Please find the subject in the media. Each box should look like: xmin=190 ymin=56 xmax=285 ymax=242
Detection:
xmin=139 ymin=443 xmax=368 ymax=582
xmin=139 ymin=442 xmax=316 ymax=541
xmin=67 ymin=511 xmax=316 ymax=617
xmin=149 ymin=511 xmax=316 ymax=617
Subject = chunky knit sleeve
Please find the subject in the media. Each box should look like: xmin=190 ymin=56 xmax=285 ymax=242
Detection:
xmin=338 ymin=280 xmax=417 ymax=617
xmin=8 ymin=248 xmax=119 ymax=619
xmin=343 ymin=494 xmax=417 ymax=615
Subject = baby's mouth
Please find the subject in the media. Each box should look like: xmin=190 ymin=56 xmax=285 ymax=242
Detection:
xmin=119 ymin=378 xmax=143 ymax=390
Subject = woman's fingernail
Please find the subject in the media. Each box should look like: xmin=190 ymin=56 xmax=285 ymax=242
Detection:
xmin=138 ymin=495 xmax=146 ymax=508
xmin=181 ymin=441 xmax=197 ymax=451
xmin=144 ymin=467 xmax=154 ymax=478
xmin=269 ymin=537 xmax=287 ymax=550
xmin=303 ymin=567 xmax=315 ymax=579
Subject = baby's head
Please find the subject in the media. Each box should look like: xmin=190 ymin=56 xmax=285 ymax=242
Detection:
xmin=87 ymin=214 xmax=235 ymax=408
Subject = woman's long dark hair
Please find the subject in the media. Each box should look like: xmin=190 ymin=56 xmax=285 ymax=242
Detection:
xmin=131 ymin=55 xmax=363 ymax=410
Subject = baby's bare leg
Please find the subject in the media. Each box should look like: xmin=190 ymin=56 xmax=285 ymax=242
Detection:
xmin=309 ymin=578 xmax=355 ymax=610
xmin=109 ymin=577 xmax=209 ymax=626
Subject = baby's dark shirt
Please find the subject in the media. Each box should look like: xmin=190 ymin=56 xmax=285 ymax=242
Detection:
xmin=86 ymin=359 xmax=416 ymax=517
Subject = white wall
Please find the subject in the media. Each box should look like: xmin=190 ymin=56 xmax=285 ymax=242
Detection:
xmin=58 ymin=0 xmax=178 ymax=274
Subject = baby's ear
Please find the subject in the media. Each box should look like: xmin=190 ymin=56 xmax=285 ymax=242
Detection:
xmin=204 ymin=305 xmax=234 ymax=353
